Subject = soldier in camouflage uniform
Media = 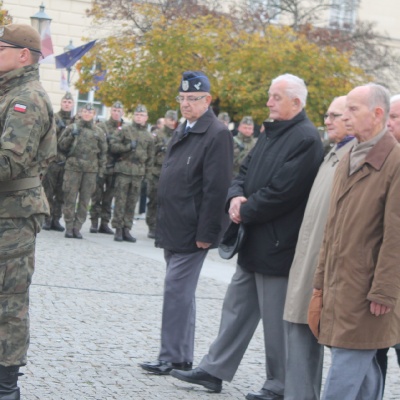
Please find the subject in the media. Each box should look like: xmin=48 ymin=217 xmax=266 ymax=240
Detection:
xmin=59 ymin=103 xmax=107 ymax=239
xmin=146 ymin=110 xmax=177 ymax=238
xmin=233 ymin=116 xmax=256 ymax=176
xmin=0 ymin=24 xmax=57 ymax=399
xmin=110 ymin=104 xmax=154 ymax=242
xmin=89 ymin=101 xmax=124 ymax=235
xmin=41 ymin=92 xmax=74 ymax=232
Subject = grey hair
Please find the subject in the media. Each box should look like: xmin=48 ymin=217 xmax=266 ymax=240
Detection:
xmin=365 ymin=83 xmax=390 ymax=119
xmin=390 ymin=94 xmax=400 ymax=104
xmin=271 ymin=73 xmax=308 ymax=107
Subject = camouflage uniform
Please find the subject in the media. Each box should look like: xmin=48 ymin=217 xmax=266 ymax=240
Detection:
xmin=146 ymin=124 xmax=174 ymax=235
xmin=233 ymin=132 xmax=256 ymax=175
xmin=90 ymin=117 xmax=123 ymax=228
xmin=59 ymin=118 xmax=107 ymax=237
xmin=110 ymin=122 xmax=154 ymax=234
xmin=0 ymin=63 xmax=56 ymax=368
xmin=41 ymin=106 xmax=74 ymax=229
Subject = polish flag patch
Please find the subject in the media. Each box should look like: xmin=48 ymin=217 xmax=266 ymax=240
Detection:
xmin=14 ymin=103 xmax=27 ymax=113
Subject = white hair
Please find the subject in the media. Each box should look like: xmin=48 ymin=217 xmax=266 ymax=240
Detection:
xmin=271 ymin=73 xmax=308 ymax=107
xmin=390 ymin=94 xmax=400 ymax=104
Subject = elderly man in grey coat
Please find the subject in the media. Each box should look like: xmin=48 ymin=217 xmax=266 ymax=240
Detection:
xmin=283 ymin=96 xmax=355 ymax=400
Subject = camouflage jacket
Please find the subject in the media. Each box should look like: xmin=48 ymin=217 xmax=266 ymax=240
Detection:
xmin=150 ymin=125 xmax=174 ymax=177
xmin=58 ymin=119 xmax=107 ymax=177
xmin=233 ymin=133 xmax=256 ymax=175
xmin=109 ymin=123 xmax=154 ymax=179
xmin=54 ymin=109 xmax=74 ymax=164
xmin=0 ymin=64 xmax=57 ymax=218
xmin=96 ymin=117 xmax=123 ymax=175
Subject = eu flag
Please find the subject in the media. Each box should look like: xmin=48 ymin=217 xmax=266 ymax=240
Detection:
xmin=55 ymin=40 xmax=97 ymax=69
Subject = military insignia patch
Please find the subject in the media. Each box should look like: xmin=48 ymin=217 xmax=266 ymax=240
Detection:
xmin=14 ymin=104 xmax=27 ymax=113
xmin=182 ymin=80 xmax=189 ymax=91
xmin=194 ymin=82 xmax=202 ymax=90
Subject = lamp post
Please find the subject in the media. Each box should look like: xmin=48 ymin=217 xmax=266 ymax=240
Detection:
xmin=30 ymin=3 xmax=52 ymax=35
xmin=64 ymin=40 xmax=75 ymax=86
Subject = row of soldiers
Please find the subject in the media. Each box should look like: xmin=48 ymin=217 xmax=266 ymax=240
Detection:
xmin=42 ymin=93 xmax=257 ymax=241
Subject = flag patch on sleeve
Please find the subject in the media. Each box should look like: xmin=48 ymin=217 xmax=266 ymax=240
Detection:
xmin=14 ymin=103 xmax=27 ymax=113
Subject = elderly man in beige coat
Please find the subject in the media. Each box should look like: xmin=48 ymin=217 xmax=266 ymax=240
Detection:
xmin=283 ymin=96 xmax=355 ymax=400
xmin=312 ymin=83 xmax=400 ymax=400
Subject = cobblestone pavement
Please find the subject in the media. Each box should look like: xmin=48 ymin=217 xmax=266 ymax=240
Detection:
xmin=19 ymin=218 xmax=400 ymax=399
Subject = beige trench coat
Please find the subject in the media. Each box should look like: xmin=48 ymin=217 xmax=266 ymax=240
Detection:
xmin=313 ymin=132 xmax=400 ymax=349
xmin=284 ymin=139 xmax=356 ymax=324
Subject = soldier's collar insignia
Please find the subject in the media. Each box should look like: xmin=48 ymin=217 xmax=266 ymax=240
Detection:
xmin=182 ymin=80 xmax=189 ymax=91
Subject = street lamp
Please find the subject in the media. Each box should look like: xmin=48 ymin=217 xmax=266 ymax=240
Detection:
xmin=64 ymin=40 xmax=76 ymax=86
xmin=30 ymin=3 xmax=52 ymax=35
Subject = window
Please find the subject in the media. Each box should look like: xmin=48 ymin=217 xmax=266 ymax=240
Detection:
xmin=329 ymin=0 xmax=358 ymax=31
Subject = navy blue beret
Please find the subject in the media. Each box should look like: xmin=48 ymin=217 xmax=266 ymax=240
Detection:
xmin=178 ymin=71 xmax=211 ymax=93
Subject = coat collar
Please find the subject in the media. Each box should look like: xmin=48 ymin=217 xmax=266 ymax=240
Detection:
xmin=177 ymin=108 xmax=215 ymax=139
xmin=263 ymin=109 xmax=307 ymax=139
xmin=364 ymin=130 xmax=397 ymax=171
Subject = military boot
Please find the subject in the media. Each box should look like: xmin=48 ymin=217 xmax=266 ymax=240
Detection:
xmin=90 ymin=219 xmax=98 ymax=233
xmin=42 ymin=217 xmax=52 ymax=230
xmin=98 ymin=221 xmax=114 ymax=235
xmin=123 ymin=228 xmax=137 ymax=243
xmin=147 ymin=229 xmax=156 ymax=239
xmin=0 ymin=365 xmax=21 ymax=400
xmin=114 ymin=228 xmax=123 ymax=242
xmin=73 ymin=228 xmax=83 ymax=239
xmin=51 ymin=219 xmax=65 ymax=232
xmin=65 ymin=228 xmax=74 ymax=239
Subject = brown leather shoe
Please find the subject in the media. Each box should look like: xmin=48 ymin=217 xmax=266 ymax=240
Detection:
xmin=122 ymin=228 xmax=136 ymax=243
xmin=139 ymin=360 xmax=192 ymax=375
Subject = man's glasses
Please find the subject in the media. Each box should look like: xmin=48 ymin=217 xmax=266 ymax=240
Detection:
xmin=0 ymin=45 xmax=23 ymax=51
xmin=324 ymin=113 xmax=343 ymax=121
xmin=176 ymin=95 xmax=207 ymax=103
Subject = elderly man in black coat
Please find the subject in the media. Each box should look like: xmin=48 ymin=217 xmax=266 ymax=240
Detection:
xmin=139 ymin=71 xmax=233 ymax=375
xmin=170 ymin=74 xmax=324 ymax=400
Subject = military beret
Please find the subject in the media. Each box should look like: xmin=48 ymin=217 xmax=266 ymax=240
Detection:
xmin=165 ymin=110 xmax=178 ymax=121
xmin=218 ymin=112 xmax=230 ymax=123
xmin=62 ymin=92 xmax=73 ymax=101
xmin=135 ymin=104 xmax=147 ymax=113
xmin=112 ymin=101 xmax=123 ymax=109
xmin=0 ymin=24 xmax=41 ymax=53
xmin=83 ymin=103 xmax=95 ymax=111
xmin=178 ymin=71 xmax=211 ymax=93
xmin=240 ymin=116 xmax=254 ymax=125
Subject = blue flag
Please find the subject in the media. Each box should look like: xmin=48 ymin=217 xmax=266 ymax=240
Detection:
xmin=55 ymin=40 xmax=97 ymax=69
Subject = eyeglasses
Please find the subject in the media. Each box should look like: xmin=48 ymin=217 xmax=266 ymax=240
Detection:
xmin=176 ymin=95 xmax=207 ymax=103
xmin=324 ymin=113 xmax=343 ymax=121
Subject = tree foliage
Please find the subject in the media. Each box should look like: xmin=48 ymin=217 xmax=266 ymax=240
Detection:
xmin=78 ymin=1 xmax=368 ymax=125
xmin=0 ymin=1 xmax=12 ymax=26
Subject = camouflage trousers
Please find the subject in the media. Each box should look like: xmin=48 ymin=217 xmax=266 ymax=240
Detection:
xmin=42 ymin=162 xmax=64 ymax=220
xmin=62 ymin=170 xmax=96 ymax=231
xmin=90 ymin=174 xmax=115 ymax=223
xmin=0 ymin=214 xmax=43 ymax=366
xmin=111 ymin=174 xmax=142 ymax=229
xmin=146 ymin=175 xmax=159 ymax=231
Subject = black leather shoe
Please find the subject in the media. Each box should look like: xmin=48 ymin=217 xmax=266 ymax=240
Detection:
xmin=170 ymin=367 xmax=222 ymax=393
xmin=246 ymin=389 xmax=283 ymax=400
xmin=139 ymin=360 xmax=192 ymax=375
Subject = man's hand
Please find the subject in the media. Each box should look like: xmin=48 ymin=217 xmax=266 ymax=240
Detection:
xmin=196 ymin=241 xmax=211 ymax=249
xmin=228 ymin=196 xmax=247 ymax=224
xmin=370 ymin=301 xmax=391 ymax=316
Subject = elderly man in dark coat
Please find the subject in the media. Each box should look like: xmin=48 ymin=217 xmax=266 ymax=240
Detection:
xmin=139 ymin=71 xmax=233 ymax=375
xmin=170 ymin=74 xmax=323 ymax=400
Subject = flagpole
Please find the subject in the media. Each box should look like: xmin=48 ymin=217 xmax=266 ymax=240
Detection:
xmin=64 ymin=40 xmax=75 ymax=87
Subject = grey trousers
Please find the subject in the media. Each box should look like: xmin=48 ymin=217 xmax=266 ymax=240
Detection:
xmin=199 ymin=265 xmax=288 ymax=396
xmin=284 ymin=321 xmax=324 ymax=400
xmin=322 ymin=347 xmax=383 ymax=400
xmin=158 ymin=249 xmax=208 ymax=363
